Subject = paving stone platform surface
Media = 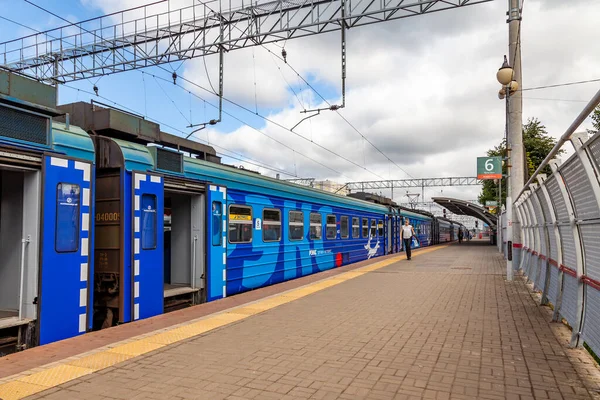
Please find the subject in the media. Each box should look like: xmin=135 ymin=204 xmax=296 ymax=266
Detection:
xmin=3 ymin=241 xmax=600 ymax=400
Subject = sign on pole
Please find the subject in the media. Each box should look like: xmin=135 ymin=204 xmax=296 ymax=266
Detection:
xmin=477 ymin=156 xmax=502 ymax=179
xmin=485 ymin=200 xmax=498 ymax=206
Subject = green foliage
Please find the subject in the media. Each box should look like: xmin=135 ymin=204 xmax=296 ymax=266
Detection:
xmin=478 ymin=117 xmax=563 ymax=211
xmin=591 ymin=105 xmax=600 ymax=133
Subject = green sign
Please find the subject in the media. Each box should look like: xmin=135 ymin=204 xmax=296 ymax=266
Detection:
xmin=477 ymin=156 xmax=502 ymax=179
xmin=485 ymin=200 xmax=498 ymax=206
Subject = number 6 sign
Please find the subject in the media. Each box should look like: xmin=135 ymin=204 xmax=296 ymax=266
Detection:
xmin=477 ymin=156 xmax=502 ymax=179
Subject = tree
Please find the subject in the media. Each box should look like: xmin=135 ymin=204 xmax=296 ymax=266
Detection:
xmin=478 ymin=117 xmax=563 ymax=212
xmin=590 ymin=105 xmax=600 ymax=133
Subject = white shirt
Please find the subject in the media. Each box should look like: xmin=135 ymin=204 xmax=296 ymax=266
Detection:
xmin=401 ymin=225 xmax=413 ymax=239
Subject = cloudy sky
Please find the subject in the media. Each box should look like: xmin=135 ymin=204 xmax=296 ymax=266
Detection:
xmin=1 ymin=0 xmax=598 ymax=207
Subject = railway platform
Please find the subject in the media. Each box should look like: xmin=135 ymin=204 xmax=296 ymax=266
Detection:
xmin=1 ymin=241 xmax=600 ymax=400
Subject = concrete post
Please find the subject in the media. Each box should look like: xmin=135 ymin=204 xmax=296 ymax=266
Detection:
xmin=508 ymin=0 xmax=524 ymax=272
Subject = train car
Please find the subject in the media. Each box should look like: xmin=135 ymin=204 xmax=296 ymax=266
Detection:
xmin=346 ymin=192 xmax=400 ymax=255
xmin=451 ymin=222 xmax=459 ymax=241
xmin=184 ymin=159 xmax=389 ymax=299
xmin=398 ymin=207 xmax=434 ymax=250
xmin=437 ymin=217 xmax=453 ymax=243
xmin=55 ymin=101 xmax=392 ymax=332
xmin=0 ymin=72 xmax=96 ymax=351
xmin=57 ymin=101 xmax=225 ymax=331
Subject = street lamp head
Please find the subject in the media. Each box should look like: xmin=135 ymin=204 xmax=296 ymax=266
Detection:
xmin=498 ymin=87 xmax=506 ymax=99
xmin=496 ymin=55 xmax=513 ymax=86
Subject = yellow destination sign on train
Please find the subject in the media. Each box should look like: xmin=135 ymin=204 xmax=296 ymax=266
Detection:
xmin=230 ymin=214 xmax=252 ymax=221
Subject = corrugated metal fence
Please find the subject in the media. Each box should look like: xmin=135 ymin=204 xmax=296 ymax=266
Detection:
xmin=515 ymin=130 xmax=600 ymax=352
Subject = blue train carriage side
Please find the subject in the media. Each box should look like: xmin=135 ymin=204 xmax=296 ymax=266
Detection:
xmin=184 ymin=158 xmax=390 ymax=300
xmin=0 ymin=79 xmax=96 ymax=350
xmin=436 ymin=217 xmax=453 ymax=243
xmin=397 ymin=207 xmax=434 ymax=251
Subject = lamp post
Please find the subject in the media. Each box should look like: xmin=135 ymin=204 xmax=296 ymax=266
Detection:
xmin=497 ymin=55 xmax=518 ymax=281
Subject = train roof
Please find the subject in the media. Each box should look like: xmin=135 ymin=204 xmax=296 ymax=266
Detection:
xmin=396 ymin=206 xmax=434 ymax=220
xmin=52 ymin=121 xmax=95 ymax=162
xmin=184 ymin=157 xmax=390 ymax=214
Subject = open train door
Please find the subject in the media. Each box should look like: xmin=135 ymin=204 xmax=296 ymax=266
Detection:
xmin=132 ymin=172 xmax=164 ymax=321
xmin=206 ymin=184 xmax=227 ymax=302
xmin=39 ymin=155 xmax=93 ymax=345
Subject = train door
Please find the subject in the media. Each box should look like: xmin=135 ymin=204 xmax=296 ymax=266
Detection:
xmin=94 ymin=171 xmax=125 ymax=329
xmin=206 ymin=184 xmax=227 ymax=302
xmin=383 ymin=215 xmax=393 ymax=254
xmin=132 ymin=172 xmax=164 ymax=321
xmin=0 ymin=165 xmax=40 ymax=335
xmin=163 ymin=179 xmax=205 ymax=311
xmin=39 ymin=156 xmax=93 ymax=345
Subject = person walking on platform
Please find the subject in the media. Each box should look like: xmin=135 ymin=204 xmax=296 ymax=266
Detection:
xmin=401 ymin=219 xmax=415 ymax=260
xmin=458 ymin=229 xmax=463 ymax=244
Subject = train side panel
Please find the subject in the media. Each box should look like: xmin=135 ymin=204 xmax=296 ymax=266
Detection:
xmin=224 ymin=190 xmax=385 ymax=297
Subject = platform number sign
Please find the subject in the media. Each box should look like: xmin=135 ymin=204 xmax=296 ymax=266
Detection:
xmin=477 ymin=156 xmax=502 ymax=179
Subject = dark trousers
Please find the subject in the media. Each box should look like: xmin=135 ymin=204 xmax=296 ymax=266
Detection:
xmin=403 ymin=238 xmax=412 ymax=259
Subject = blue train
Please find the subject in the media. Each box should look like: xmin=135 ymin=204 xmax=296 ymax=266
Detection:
xmin=0 ymin=72 xmax=462 ymax=353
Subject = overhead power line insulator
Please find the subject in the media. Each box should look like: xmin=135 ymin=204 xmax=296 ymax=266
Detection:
xmin=281 ymin=48 xmax=287 ymax=63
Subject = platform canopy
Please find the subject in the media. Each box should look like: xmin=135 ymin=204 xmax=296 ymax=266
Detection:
xmin=431 ymin=197 xmax=497 ymax=228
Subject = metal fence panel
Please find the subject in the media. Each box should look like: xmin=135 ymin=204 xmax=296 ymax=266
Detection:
xmin=547 ymin=262 xmax=559 ymax=305
xmin=527 ymin=196 xmax=542 ymax=289
xmin=561 ymin=273 xmax=579 ymax=327
xmin=533 ymin=190 xmax=548 ymax=290
xmin=581 ymin=224 xmax=600 ymax=282
xmin=561 ymin=157 xmax=600 ymax=220
xmin=583 ymin=288 xmax=600 ymax=357
xmin=521 ymin=200 xmax=533 ymax=277
xmin=588 ymin=135 xmax=600 ymax=171
xmin=558 ymin=226 xmax=577 ymax=270
xmin=547 ymin=176 xmax=569 ymax=223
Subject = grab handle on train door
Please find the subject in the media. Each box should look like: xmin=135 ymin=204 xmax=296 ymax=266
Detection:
xmin=191 ymin=235 xmax=198 ymax=289
xmin=19 ymin=235 xmax=31 ymax=320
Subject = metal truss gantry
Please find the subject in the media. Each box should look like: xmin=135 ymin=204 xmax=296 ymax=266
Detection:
xmin=0 ymin=0 xmax=491 ymax=83
xmin=342 ymin=176 xmax=482 ymax=191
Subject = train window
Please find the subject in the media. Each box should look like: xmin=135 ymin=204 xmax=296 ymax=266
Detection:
xmin=229 ymin=205 xmax=253 ymax=243
xmin=211 ymin=201 xmax=222 ymax=246
xmin=263 ymin=209 xmax=281 ymax=242
xmin=352 ymin=217 xmax=359 ymax=238
xmin=309 ymin=213 xmax=322 ymax=240
xmin=326 ymin=215 xmax=337 ymax=239
xmin=370 ymin=220 xmax=376 ymax=238
xmin=289 ymin=211 xmax=304 ymax=241
xmin=362 ymin=218 xmax=368 ymax=238
xmin=141 ymin=194 xmax=157 ymax=250
xmin=340 ymin=216 xmax=349 ymax=239
xmin=377 ymin=220 xmax=383 ymax=237
xmin=55 ymin=183 xmax=81 ymax=253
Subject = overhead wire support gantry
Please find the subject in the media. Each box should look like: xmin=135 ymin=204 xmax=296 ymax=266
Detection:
xmin=0 ymin=0 xmax=492 ymax=83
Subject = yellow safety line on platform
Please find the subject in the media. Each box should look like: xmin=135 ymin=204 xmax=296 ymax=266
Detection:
xmin=0 ymin=245 xmax=447 ymax=400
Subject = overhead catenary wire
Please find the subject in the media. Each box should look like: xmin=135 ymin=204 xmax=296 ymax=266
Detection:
xmin=261 ymin=46 xmax=414 ymax=179
xmin=17 ymin=0 xmax=350 ymax=180
xmin=24 ymin=0 xmax=386 ymax=180
xmin=152 ymin=67 xmax=381 ymax=180
xmin=61 ymin=84 xmax=298 ymax=177
xmin=0 ymin=12 xmax=103 ymax=87
xmin=192 ymin=0 xmax=406 ymax=178
xmin=521 ymin=78 xmax=600 ymax=92
xmin=143 ymin=70 xmax=347 ymax=178
xmin=152 ymin=75 xmax=191 ymax=124
xmin=269 ymin=52 xmax=305 ymax=110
